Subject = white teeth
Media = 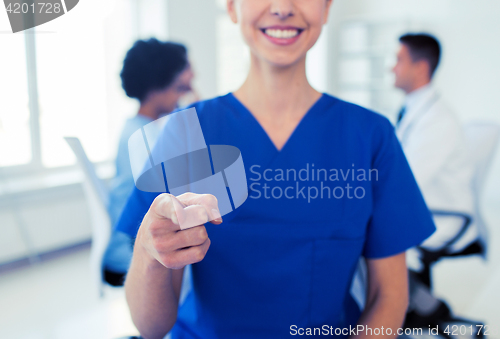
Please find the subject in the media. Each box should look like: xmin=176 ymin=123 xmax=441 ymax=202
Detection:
xmin=264 ymin=29 xmax=299 ymax=39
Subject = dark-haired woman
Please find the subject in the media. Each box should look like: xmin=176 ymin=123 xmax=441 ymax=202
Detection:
xmin=104 ymin=38 xmax=195 ymax=286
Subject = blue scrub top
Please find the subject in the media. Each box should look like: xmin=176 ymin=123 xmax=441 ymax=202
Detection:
xmin=116 ymin=93 xmax=435 ymax=338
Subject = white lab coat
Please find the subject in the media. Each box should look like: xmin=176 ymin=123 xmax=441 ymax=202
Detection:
xmin=396 ymin=84 xmax=476 ymax=253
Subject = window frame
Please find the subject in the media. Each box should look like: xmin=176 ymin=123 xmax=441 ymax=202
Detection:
xmin=0 ymin=31 xmax=43 ymax=177
xmin=0 ymin=30 xmax=112 ymax=179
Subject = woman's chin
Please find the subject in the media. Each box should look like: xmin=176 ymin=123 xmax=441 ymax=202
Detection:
xmin=256 ymin=51 xmax=306 ymax=69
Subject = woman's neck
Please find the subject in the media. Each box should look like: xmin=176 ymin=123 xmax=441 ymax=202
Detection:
xmin=234 ymin=55 xmax=321 ymax=120
xmin=138 ymin=103 xmax=160 ymax=121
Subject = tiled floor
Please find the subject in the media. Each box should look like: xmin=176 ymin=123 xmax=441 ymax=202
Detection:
xmin=1 ymin=208 xmax=499 ymax=339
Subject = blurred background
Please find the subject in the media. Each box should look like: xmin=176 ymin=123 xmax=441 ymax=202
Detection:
xmin=0 ymin=0 xmax=499 ymax=338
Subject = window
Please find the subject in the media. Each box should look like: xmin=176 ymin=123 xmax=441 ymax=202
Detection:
xmin=36 ymin=25 xmax=110 ymax=167
xmin=0 ymin=0 xmax=168 ymax=173
xmin=0 ymin=34 xmax=31 ymax=167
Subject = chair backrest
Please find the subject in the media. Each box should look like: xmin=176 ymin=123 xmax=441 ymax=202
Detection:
xmin=464 ymin=122 xmax=500 ymax=257
xmin=64 ymin=137 xmax=111 ymax=297
xmin=64 ymin=137 xmax=109 ymax=207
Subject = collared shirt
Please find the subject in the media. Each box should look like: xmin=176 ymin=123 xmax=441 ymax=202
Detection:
xmin=404 ymin=83 xmax=434 ymax=116
xmin=395 ymin=84 xmax=476 ymax=252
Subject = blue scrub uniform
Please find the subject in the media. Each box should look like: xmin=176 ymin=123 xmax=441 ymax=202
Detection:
xmin=116 ymin=93 xmax=435 ymax=338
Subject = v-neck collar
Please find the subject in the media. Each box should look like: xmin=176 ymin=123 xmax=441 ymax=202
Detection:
xmin=226 ymin=92 xmax=327 ymax=154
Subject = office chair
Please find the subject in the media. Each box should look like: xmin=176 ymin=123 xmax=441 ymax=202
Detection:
xmin=415 ymin=122 xmax=500 ymax=289
xmin=64 ymin=137 xmax=111 ymax=298
xmin=464 ymin=122 xmax=500 ymax=257
xmin=403 ymin=123 xmax=499 ymax=338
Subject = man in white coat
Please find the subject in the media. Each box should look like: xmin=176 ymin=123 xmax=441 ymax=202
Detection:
xmin=392 ymin=34 xmax=477 ymax=265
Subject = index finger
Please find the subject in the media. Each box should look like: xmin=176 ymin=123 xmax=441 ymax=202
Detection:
xmin=151 ymin=193 xmax=186 ymax=230
xmin=176 ymin=193 xmax=223 ymax=225
xmin=152 ymin=193 xmax=223 ymax=231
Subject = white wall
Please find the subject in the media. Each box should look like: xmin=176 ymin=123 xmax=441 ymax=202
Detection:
xmin=0 ymin=185 xmax=91 ymax=265
xmin=325 ymin=1 xmax=500 ymax=320
xmin=167 ymin=0 xmax=219 ymax=100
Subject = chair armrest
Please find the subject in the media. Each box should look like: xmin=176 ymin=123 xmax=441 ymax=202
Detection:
xmin=429 ymin=210 xmax=473 ymax=252
xmin=418 ymin=209 xmax=475 ymax=264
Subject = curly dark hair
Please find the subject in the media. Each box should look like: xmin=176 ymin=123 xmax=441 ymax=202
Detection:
xmin=120 ymin=38 xmax=188 ymax=102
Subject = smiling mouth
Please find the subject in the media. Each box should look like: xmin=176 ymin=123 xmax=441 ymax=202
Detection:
xmin=261 ymin=28 xmax=304 ymax=39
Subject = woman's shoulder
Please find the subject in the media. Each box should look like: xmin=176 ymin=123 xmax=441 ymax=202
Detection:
xmin=321 ymin=93 xmax=396 ymax=144
xmin=322 ymin=93 xmax=393 ymax=128
xmin=180 ymin=93 xmax=235 ymax=118
xmin=179 ymin=92 xmax=395 ymax=138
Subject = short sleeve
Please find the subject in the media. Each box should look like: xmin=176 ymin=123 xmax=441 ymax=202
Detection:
xmin=362 ymin=119 xmax=436 ymax=259
xmin=114 ymin=104 xmax=201 ymax=238
xmin=115 ymin=187 xmax=159 ymax=238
